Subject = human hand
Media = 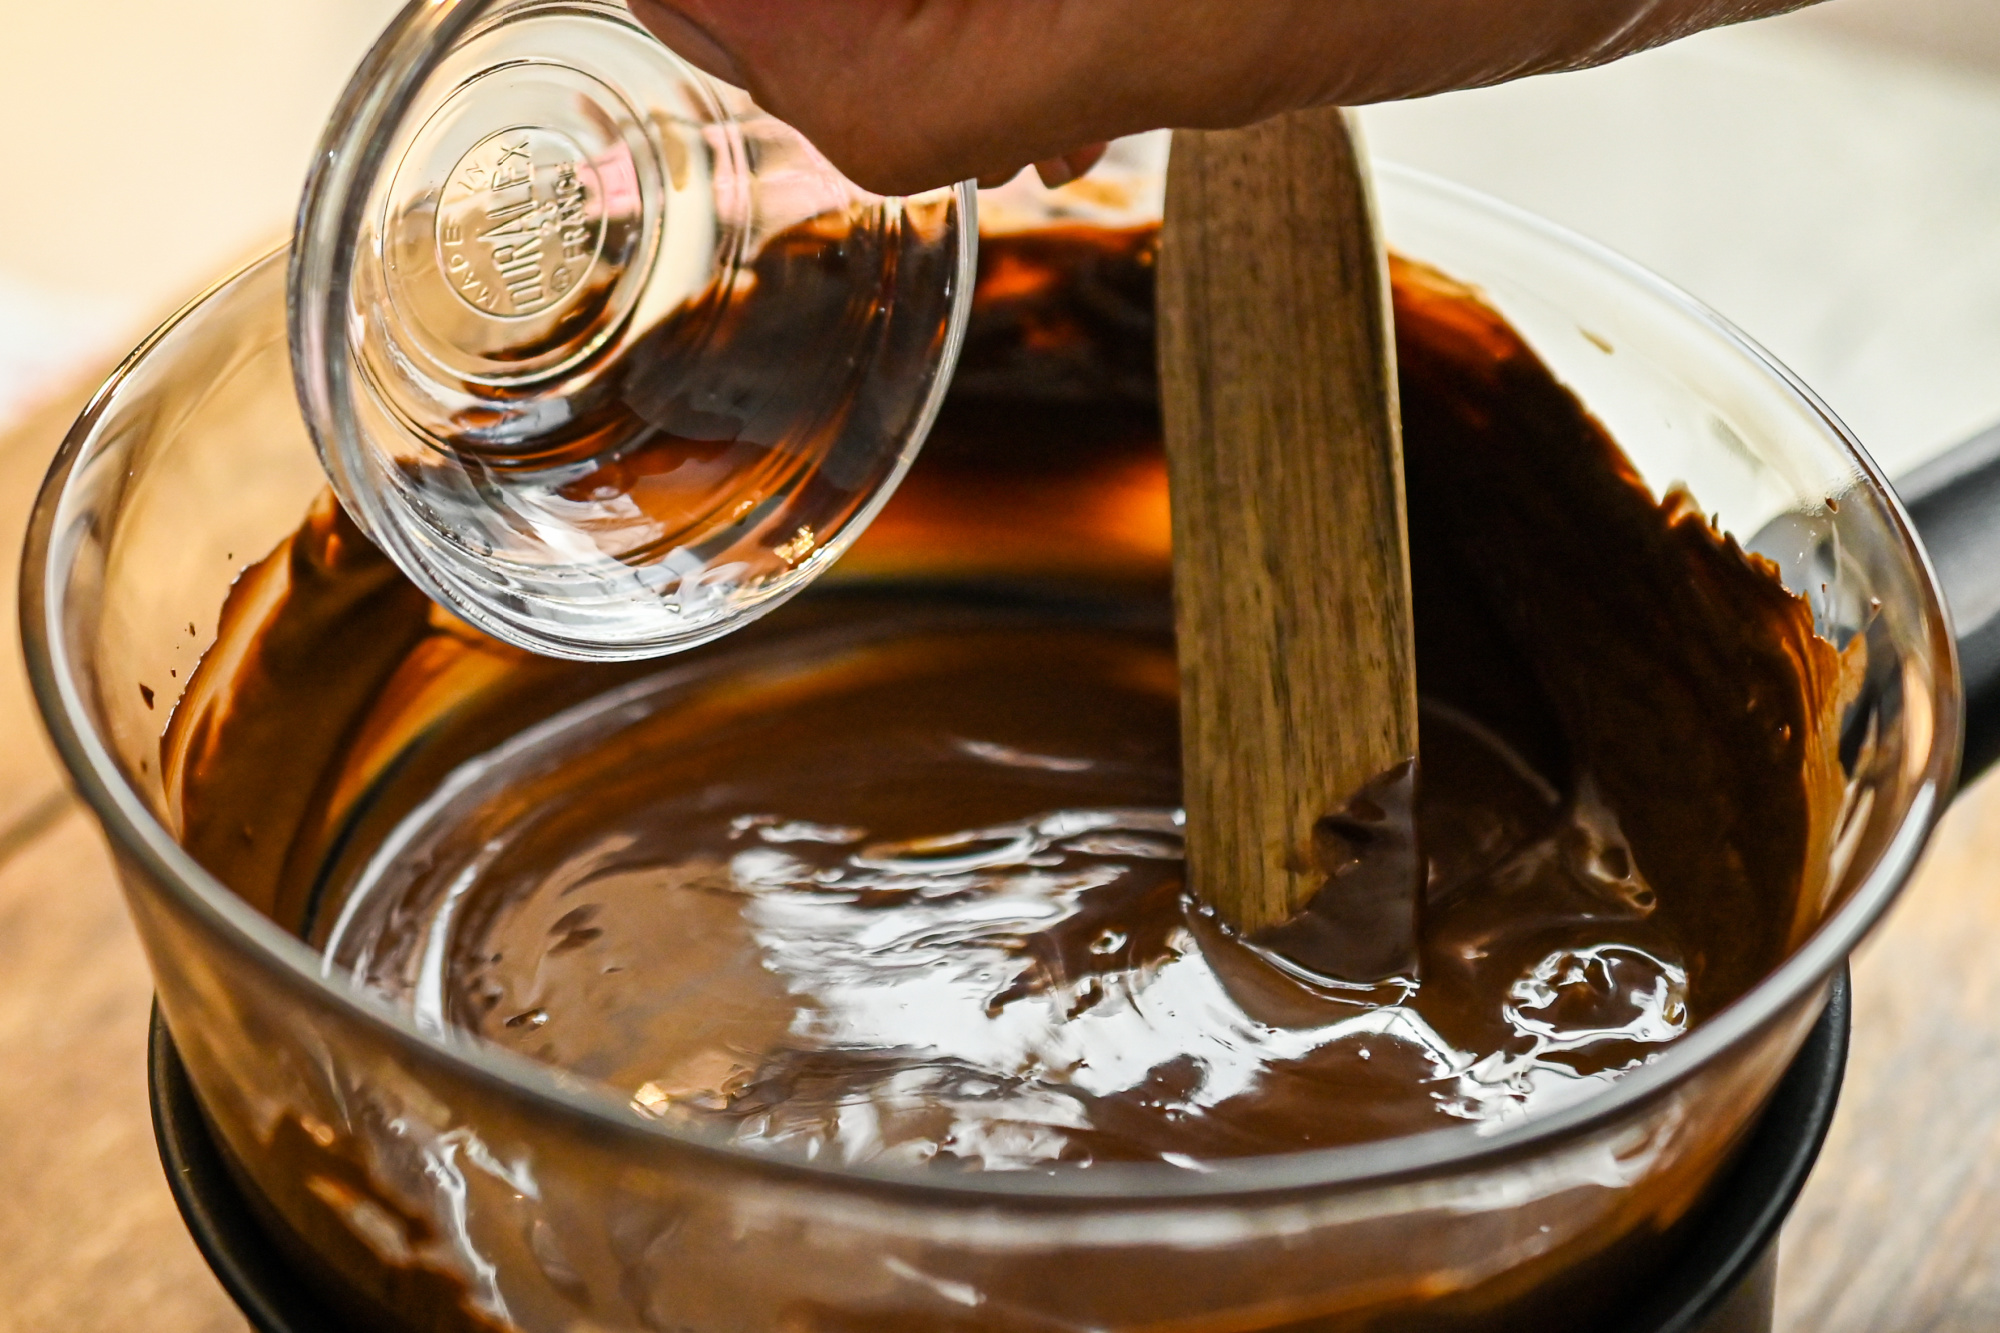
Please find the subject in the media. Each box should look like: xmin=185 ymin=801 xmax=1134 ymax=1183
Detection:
xmin=628 ymin=0 xmax=1816 ymax=195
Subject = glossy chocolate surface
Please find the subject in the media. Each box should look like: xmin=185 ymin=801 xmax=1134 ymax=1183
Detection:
xmin=162 ymin=225 xmax=1848 ymax=1175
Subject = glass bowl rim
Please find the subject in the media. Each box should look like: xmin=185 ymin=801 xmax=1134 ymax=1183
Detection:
xmin=20 ymin=163 xmax=1962 ymax=1206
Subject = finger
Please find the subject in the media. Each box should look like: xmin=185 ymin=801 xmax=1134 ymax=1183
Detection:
xmin=628 ymin=0 xmax=744 ymax=85
xmin=630 ymin=0 xmax=1824 ymax=196
xmin=1034 ymin=142 xmax=1109 ymax=189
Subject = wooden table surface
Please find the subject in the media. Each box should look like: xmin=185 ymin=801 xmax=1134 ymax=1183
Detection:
xmin=0 ymin=352 xmax=1996 ymax=1333
xmin=0 ymin=383 xmax=250 ymax=1333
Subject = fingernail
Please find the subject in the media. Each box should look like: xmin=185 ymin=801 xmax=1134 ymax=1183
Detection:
xmin=1034 ymin=156 xmax=1078 ymax=189
xmin=1067 ymin=142 xmax=1110 ymax=177
xmin=630 ymin=1 xmax=747 ymax=88
xmin=1034 ymin=144 xmax=1109 ymax=190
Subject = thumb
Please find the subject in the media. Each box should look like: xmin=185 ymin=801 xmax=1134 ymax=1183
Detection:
xmin=625 ymin=0 xmax=1130 ymax=194
xmin=627 ymin=0 xmax=1830 ymax=196
xmin=625 ymin=0 xmax=748 ymax=88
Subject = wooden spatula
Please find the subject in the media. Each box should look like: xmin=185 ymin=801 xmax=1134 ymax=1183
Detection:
xmin=1157 ymin=107 xmax=1421 ymax=980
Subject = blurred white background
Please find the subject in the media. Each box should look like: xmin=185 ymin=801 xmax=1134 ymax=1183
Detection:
xmin=2 ymin=0 xmax=1998 ymax=479
xmin=1362 ymin=0 xmax=2000 ymax=479
xmin=0 ymin=0 xmax=401 ymax=427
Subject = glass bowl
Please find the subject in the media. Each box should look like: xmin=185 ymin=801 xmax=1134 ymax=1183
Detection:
xmin=21 ymin=164 xmax=1956 ymax=1331
xmin=293 ymin=0 xmax=977 ymax=660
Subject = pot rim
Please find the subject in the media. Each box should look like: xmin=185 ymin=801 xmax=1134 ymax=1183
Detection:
xmin=19 ymin=164 xmax=1962 ymax=1206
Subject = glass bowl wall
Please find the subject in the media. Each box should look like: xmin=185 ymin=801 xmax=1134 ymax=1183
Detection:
xmin=21 ymin=168 xmax=1956 ymax=1331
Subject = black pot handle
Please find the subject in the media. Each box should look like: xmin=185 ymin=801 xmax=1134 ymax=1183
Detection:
xmin=1896 ymin=422 xmax=2000 ymax=786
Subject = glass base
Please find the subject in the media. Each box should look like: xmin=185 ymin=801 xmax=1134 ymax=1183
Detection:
xmin=148 ymin=972 xmax=1846 ymax=1333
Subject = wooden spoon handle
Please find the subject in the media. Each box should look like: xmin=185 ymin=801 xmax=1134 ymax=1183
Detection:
xmin=1157 ymin=107 xmax=1420 ymax=961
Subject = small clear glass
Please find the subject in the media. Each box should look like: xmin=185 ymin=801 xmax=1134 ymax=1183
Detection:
xmin=291 ymin=0 xmax=976 ymax=659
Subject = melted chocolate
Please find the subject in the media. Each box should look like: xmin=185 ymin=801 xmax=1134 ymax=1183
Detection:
xmin=164 ymin=224 xmax=1847 ymax=1175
